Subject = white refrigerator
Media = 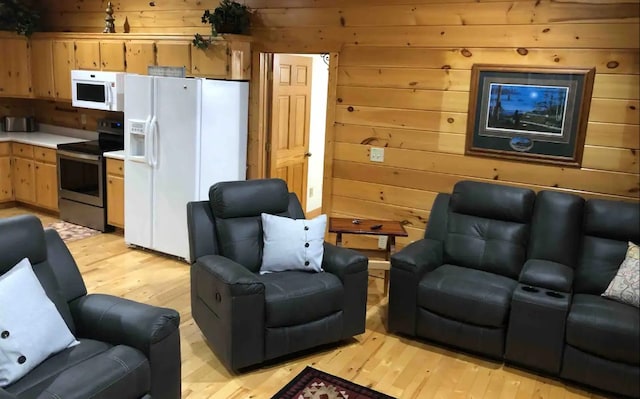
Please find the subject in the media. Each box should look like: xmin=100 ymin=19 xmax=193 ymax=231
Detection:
xmin=124 ymin=74 xmax=248 ymax=261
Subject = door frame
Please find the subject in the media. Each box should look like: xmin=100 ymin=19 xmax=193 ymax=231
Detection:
xmin=249 ymin=51 xmax=339 ymax=215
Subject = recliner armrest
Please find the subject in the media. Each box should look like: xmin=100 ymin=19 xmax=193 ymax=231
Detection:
xmin=187 ymin=200 xmax=218 ymax=263
xmin=70 ymin=294 xmax=180 ymax=352
xmin=322 ymin=243 xmax=368 ymax=281
xmin=195 ymin=255 xmax=264 ymax=296
xmin=390 ymin=238 xmax=443 ymax=277
xmin=519 ymin=259 xmax=574 ymax=293
xmin=0 ymin=389 xmax=18 ymax=399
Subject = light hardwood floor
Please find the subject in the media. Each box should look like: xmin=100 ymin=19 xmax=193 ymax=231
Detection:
xmin=0 ymin=207 xmax=608 ymax=399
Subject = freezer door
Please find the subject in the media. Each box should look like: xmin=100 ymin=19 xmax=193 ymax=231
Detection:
xmin=151 ymin=77 xmax=201 ymax=260
xmin=124 ymin=74 xmax=154 ymax=249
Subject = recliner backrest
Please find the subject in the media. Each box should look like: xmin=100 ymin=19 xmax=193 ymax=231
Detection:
xmin=208 ymin=178 xmax=304 ymax=273
xmin=442 ymin=181 xmax=536 ymax=279
xmin=574 ymin=199 xmax=640 ymax=294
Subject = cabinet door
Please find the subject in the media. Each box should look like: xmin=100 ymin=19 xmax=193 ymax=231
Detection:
xmin=52 ymin=40 xmax=76 ymax=100
xmin=0 ymin=157 xmax=12 ymax=202
xmin=75 ymin=40 xmax=101 ymax=70
xmin=0 ymin=37 xmax=31 ymax=97
xmin=156 ymin=41 xmax=191 ymax=73
xmin=31 ymin=39 xmax=55 ymax=98
xmin=12 ymin=157 xmax=35 ymax=203
xmin=107 ymin=174 xmax=124 ymax=228
xmin=100 ymin=41 xmax=126 ymax=71
xmin=35 ymin=161 xmax=58 ymax=210
xmin=126 ymin=41 xmax=156 ymax=74
xmin=191 ymin=41 xmax=228 ymax=78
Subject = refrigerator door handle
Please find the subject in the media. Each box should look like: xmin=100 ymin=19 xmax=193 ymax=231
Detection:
xmin=143 ymin=115 xmax=153 ymax=166
xmin=150 ymin=115 xmax=159 ymax=167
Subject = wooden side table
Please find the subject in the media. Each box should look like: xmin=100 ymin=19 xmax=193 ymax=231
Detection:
xmin=328 ymin=217 xmax=408 ymax=295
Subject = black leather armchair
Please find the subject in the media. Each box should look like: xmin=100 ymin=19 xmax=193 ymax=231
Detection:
xmin=388 ymin=180 xmax=536 ymax=359
xmin=186 ymin=178 xmax=368 ymax=372
xmin=0 ymin=214 xmax=181 ymax=399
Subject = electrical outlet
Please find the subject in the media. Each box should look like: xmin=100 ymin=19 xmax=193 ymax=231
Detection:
xmin=378 ymin=235 xmax=388 ymax=249
xmin=80 ymin=114 xmax=87 ymax=125
xmin=370 ymin=147 xmax=384 ymax=162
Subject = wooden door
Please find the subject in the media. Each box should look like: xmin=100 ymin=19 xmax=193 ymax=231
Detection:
xmin=12 ymin=157 xmax=35 ymax=203
xmin=52 ymin=40 xmax=76 ymax=100
xmin=156 ymin=41 xmax=191 ymax=73
xmin=268 ymin=54 xmax=313 ymax=211
xmin=126 ymin=41 xmax=156 ymax=74
xmin=100 ymin=41 xmax=126 ymax=71
xmin=31 ymin=39 xmax=55 ymax=98
xmin=35 ymin=162 xmax=58 ymax=210
xmin=75 ymin=40 xmax=101 ymax=70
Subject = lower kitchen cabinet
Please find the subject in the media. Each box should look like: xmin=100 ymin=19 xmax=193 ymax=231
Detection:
xmin=106 ymin=158 xmax=124 ymax=228
xmin=0 ymin=143 xmax=12 ymax=202
xmin=11 ymin=143 xmax=59 ymax=211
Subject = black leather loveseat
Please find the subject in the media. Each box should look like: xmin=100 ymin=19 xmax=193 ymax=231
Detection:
xmin=388 ymin=180 xmax=639 ymax=398
xmin=0 ymin=214 xmax=181 ymax=399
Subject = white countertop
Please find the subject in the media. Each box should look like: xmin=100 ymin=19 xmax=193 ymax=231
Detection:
xmin=0 ymin=132 xmax=87 ymax=149
xmin=104 ymin=150 xmax=125 ymax=160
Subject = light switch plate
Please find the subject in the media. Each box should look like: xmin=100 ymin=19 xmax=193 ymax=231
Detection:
xmin=378 ymin=235 xmax=388 ymax=249
xmin=370 ymin=147 xmax=384 ymax=162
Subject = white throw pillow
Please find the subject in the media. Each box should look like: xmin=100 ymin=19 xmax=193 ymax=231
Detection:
xmin=602 ymin=242 xmax=640 ymax=308
xmin=0 ymin=258 xmax=79 ymax=387
xmin=260 ymin=213 xmax=327 ymax=274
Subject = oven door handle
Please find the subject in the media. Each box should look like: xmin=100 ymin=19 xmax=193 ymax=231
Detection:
xmin=57 ymin=150 xmax=101 ymax=162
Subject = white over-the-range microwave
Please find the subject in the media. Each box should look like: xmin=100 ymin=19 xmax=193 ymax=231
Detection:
xmin=71 ymin=70 xmax=125 ymax=111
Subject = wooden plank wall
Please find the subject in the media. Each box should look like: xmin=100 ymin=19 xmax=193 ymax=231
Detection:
xmin=30 ymin=0 xmax=640 ymax=247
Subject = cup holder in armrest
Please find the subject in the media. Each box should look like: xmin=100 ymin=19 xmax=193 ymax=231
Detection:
xmin=521 ymin=286 xmax=540 ymax=293
xmin=545 ymin=291 xmax=565 ymax=299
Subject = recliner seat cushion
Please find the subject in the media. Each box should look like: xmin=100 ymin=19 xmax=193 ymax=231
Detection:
xmin=6 ymin=339 xmax=151 ymax=399
xmin=566 ymin=294 xmax=640 ymax=365
xmin=417 ymin=264 xmax=518 ymax=328
xmin=260 ymin=271 xmax=343 ymax=328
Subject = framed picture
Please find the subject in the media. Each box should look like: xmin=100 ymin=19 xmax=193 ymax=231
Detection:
xmin=465 ymin=64 xmax=595 ymax=167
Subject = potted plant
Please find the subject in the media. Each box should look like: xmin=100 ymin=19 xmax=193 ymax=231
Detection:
xmin=193 ymin=0 xmax=252 ymax=49
xmin=0 ymin=0 xmax=39 ymax=36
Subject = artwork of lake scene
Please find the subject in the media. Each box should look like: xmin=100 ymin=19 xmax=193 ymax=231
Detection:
xmin=486 ymin=83 xmax=569 ymax=135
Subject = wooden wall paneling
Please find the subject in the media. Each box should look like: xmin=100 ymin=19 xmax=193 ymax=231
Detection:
xmin=585 ymin=122 xmax=639 ymax=149
xmin=100 ymin=41 xmax=126 ymax=71
xmin=336 ymin=86 xmax=469 ymax=112
xmin=155 ymin=41 xmax=192 ymax=73
xmin=339 ymin=47 xmax=639 ymax=75
xmin=0 ymin=99 xmax=34 ymax=118
xmin=338 ymin=67 xmax=471 ymax=91
xmin=589 ymin=98 xmax=639 ymax=124
xmin=592 ymin=74 xmax=640 ymax=100
xmin=335 ymin=105 xmax=467 ymax=133
xmin=228 ymin=41 xmax=251 ymax=80
xmin=334 ymin=124 xmax=466 ymax=154
xmin=247 ymin=52 xmax=270 ymax=179
xmin=125 ymin=41 xmax=157 ymax=74
xmin=32 ymin=100 xmax=107 ymax=131
xmin=322 ymin=52 xmax=340 ymax=215
xmin=582 ymin=146 xmax=639 ymax=174
xmin=332 ymin=178 xmax=438 ymax=210
xmin=332 ymin=195 xmax=430 ymax=232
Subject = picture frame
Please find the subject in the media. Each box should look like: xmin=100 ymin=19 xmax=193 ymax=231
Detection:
xmin=465 ymin=64 xmax=595 ymax=167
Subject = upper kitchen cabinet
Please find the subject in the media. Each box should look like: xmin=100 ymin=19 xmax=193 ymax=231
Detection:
xmin=126 ymin=41 xmax=156 ymax=74
xmin=75 ymin=40 xmax=126 ymax=72
xmin=30 ymin=38 xmax=55 ymax=98
xmin=52 ymin=40 xmax=76 ymax=101
xmin=0 ymin=33 xmax=32 ymax=98
xmin=156 ymin=41 xmax=192 ymax=74
xmin=191 ymin=36 xmax=250 ymax=80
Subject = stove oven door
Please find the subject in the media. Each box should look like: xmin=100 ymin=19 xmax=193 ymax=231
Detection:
xmin=57 ymin=150 xmax=104 ymax=207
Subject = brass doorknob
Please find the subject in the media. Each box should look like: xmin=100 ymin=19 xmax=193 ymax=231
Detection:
xmin=304 ymin=152 xmax=312 ymax=157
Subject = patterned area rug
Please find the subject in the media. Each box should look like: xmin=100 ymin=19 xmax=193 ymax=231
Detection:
xmin=271 ymin=366 xmax=395 ymax=399
xmin=46 ymin=221 xmax=101 ymax=243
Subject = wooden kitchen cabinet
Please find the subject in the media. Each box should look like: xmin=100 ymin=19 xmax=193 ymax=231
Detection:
xmin=100 ymin=41 xmax=126 ymax=71
xmin=30 ymin=39 xmax=56 ymax=98
xmin=106 ymin=158 xmax=124 ymax=228
xmin=75 ymin=40 xmax=101 ymax=70
xmin=52 ymin=40 xmax=76 ymax=100
xmin=156 ymin=41 xmax=191 ymax=73
xmin=126 ymin=41 xmax=156 ymax=74
xmin=0 ymin=34 xmax=32 ymax=98
xmin=191 ymin=41 xmax=228 ymax=78
xmin=11 ymin=143 xmax=58 ymax=211
xmin=0 ymin=143 xmax=12 ymax=202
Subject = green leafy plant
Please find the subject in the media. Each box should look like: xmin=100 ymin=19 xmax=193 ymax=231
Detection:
xmin=0 ymin=0 xmax=39 ymax=36
xmin=193 ymin=0 xmax=252 ymax=49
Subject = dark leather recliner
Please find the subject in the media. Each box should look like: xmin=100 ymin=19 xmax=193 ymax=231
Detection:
xmin=388 ymin=180 xmax=536 ymax=359
xmin=0 ymin=214 xmax=181 ymax=399
xmin=186 ymin=178 xmax=368 ymax=372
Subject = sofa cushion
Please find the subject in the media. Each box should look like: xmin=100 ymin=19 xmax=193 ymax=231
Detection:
xmin=602 ymin=242 xmax=640 ymax=307
xmin=566 ymin=294 xmax=640 ymax=365
xmin=260 ymin=213 xmax=326 ymax=274
xmin=259 ymin=271 xmax=343 ymax=328
xmin=0 ymin=258 xmax=78 ymax=387
xmin=7 ymin=343 xmax=150 ymax=399
xmin=417 ymin=264 xmax=518 ymax=328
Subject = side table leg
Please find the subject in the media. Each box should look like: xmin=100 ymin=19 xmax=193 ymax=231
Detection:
xmin=383 ymin=236 xmax=396 ymax=296
xmin=336 ymin=232 xmax=343 ymax=247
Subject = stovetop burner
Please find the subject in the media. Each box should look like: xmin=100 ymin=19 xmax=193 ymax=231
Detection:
xmin=57 ymin=137 xmax=123 ymax=155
